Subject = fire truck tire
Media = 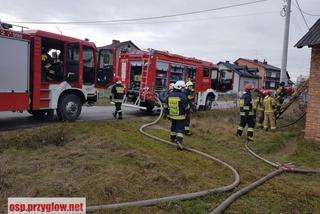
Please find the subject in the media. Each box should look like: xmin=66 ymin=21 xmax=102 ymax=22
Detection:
xmin=58 ymin=94 xmax=82 ymax=122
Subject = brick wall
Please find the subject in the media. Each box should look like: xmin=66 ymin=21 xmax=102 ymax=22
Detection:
xmin=305 ymin=45 xmax=320 ymax=140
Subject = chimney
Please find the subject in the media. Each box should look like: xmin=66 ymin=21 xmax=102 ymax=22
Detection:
xmin=253 ymin=59 xmax=258 ymax=63
xmin=263 ymin=59 xmax=268 ymax=64
xmin=226 ymin=60 xmax=230 ymax=64
xmin=112 ymin=40 xmax=120 ymax=44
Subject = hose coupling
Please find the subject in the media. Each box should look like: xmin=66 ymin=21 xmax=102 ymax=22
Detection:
xmin=279 ymin=165 xmax=293 ymax=173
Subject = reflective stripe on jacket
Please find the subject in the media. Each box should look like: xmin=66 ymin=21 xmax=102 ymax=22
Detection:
xmin=253 ymin=96 xmax=264 ymax=111
xmin=111 ymin=83 xmax=125 ymax=103
xmin=239 ymin=92 xmax=254 ymax=116
xmin=166 ymin=89 xmax=190 ymax=120
xmin=263 ymin=96 xmax=276 ymax=113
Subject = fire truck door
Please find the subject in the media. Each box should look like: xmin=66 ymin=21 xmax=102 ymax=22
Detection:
xmin=96 ymin=49 xmax=113 ymax=88
xmin=66 ymin=43 xmax=80 ymax=83
xmin=201 ymin=67 xmax=211 ymax=90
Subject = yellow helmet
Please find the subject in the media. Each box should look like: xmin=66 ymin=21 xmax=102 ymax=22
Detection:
xmin=186 ymin=81 xmax=193 ymax=87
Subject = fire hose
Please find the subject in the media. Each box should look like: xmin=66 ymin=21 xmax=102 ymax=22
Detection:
xmin=87 ymin=99 xmax=319 ymax=213
xmin=211 ymin=142 xmax=320 ymax=213
xmin=86 ymin=99 xmax=240 ymax=212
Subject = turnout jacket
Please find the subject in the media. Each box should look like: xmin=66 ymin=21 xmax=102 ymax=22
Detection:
xmin=165 ymin=89 xmax=190 ymax=120
xmin=111 ymin=83 xmax=125 ymax=103
xmin=239 ymin=92 xmax=254 ymax=116
xmin=186 ymin=89 xmax=195 ymax=109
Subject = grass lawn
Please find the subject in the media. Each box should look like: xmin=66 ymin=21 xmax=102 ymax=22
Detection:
xmin=0 ymin=109 xmax=319 ymax=213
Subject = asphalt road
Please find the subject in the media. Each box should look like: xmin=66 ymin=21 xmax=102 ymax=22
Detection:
xmin=0 ymin=101 xmax=235 ymax=131
xmin=0 ymin=106 xmax=153 ymax=131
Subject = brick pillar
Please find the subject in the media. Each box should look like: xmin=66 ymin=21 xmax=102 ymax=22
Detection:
xmin=305 ymin=45 xmax=320 ymax=140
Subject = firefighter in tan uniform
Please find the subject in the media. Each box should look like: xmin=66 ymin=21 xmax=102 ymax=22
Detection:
xmin=263 ymin=90 xmax=277 ymax=131
xmin=253 ymin=89 xmax=265 ymax=128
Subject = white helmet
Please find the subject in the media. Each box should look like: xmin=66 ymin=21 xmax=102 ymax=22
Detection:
xmin=186 ymin=81 xmax=193 ymax=87
xmin=174 ymin=80 xmax=186 ymax=90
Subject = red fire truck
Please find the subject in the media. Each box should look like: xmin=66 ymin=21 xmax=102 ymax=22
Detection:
xmin=0 ymin=23 xmax=113 ymax=121
xmin=114 ymin=49 xmax=219 ymax=111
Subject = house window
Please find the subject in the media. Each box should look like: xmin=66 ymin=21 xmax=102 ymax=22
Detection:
xmin=270 ymin=82 xmax=275 ymax=88
xmin=271 ymin=72 xmax=276 ymax=78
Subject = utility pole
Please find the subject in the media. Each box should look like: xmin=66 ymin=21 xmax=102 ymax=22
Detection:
xmin=280 ymin=0 xmax=292 ymax=84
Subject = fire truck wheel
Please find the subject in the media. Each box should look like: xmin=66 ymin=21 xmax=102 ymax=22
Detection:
xmin=58 ymin=94 xmax=82 ymax=122
xmin=205 ymin=96 xmax=214 ymax=111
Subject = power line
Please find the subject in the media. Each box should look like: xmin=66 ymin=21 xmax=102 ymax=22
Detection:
xmin=7 ymin=0 xmax=269 ymax=25
xmin=294 ymin=0 xmax=310 ymax=29
xmin=57 ymin=11 xmax=279 ymax=28
xmin=292 ymin=1 xmax=320 ymax=17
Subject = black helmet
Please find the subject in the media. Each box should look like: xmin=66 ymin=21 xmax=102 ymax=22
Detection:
xmin=280 ymin=82 xmax=285 ymax=87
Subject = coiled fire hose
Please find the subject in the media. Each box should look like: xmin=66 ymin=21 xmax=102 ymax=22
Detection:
xmin=86 ymin=99 xmax=240 ymax=212
xmin=211 ymin=142 xmax=320 ymax=213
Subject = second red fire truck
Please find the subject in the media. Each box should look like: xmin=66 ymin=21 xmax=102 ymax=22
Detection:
xmin=113 ymin=49 xmax=219 ymax=111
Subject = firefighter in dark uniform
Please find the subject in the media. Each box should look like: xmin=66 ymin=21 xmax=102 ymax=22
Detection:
xmin=184 ymin=81 xmax=195 ymax=135
xmin=111 ymin=76 xmax=125 ymax=119
xmin=165 ymin=80 xmax=190 ymax=150
xmin=41 ymin=48 xmax=56 ymax=81
xmin=236 ymin=84 xmax=255 ymax=142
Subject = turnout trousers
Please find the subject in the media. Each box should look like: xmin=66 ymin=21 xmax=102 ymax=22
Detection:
xmin=264 ymin=112 xmax=276 ymax=131
xmin=184 ymin=111 xmax=191 ymax=134
xmin=113 ymin=102 xmax=123 ymax=119
xmin=170 ymin=119 xmax=185 ymax=144
xmin=256 ymin=110 xmax=264 ymax=128
xmin=237 ymin=115 xmax=255 ymax=141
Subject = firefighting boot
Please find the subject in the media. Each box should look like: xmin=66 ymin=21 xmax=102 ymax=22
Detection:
xmin=112 ymin=111 xmax=117 ymax=118
xmin=176 ymin=139 xmax=183 ymax=151
xmin=185 ymin=130 xmax=192 ymax=136
xmin=170 ymin=135 xmax=176 ymax=143
xmin=118 ymin=112 xmax=123 ymax=120
xmin=235 ymin=128 xmax=243 ymax=137
xmin=247 ymin=131 xmax=254 ymax=142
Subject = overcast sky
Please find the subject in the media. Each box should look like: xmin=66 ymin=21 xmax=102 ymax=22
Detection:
xmin=1 ymin=0 xmax=319 ymax=81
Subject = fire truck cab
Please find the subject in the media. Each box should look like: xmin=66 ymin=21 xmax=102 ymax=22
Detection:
xmin=115 ymin=49 xmax=218 ymax=111
xmin=0 ymin=23 xmax=112 ymax=121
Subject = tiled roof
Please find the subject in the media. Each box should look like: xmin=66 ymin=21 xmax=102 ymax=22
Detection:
xmin=98 ymin=40 xmax=140 ymax=50
xmin=236 ymin=58 xmax=280 ymax=71
xmin=217 ymin=61 xmax=261 ymax=79
xmin=295 ymin=18 xmax=320 ymax=48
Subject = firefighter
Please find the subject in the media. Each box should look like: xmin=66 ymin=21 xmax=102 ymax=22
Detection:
xmin=111 ymin=76 xmax=125 ymax=120
xmin=41 ymin=48 xmax=56 ymax=81
xmin=165 ymin=80 xmax=190 ymax=150
xmin=253 ymin=89 xmax=265 ymax=128
xmin=275 ymin=81 xmax=286 ymax=106
xmin=184 ymin=81 xmax=195 ymax=136
xmin=263 ymin=90 xmax=277 ymax=131
xmin=168 ymin=83 xmax=175 ymax=93
xmin=236 ymin=84 xmax=255 ymax=142
xmin=163 ymin=83 xmax=175 ymax=119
